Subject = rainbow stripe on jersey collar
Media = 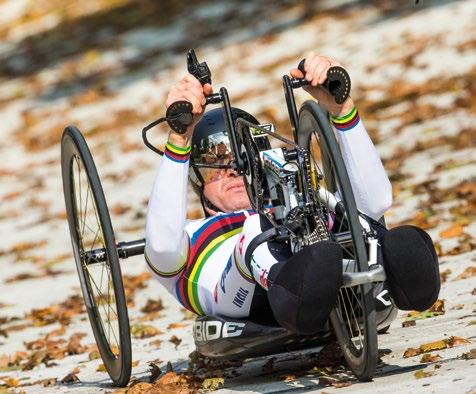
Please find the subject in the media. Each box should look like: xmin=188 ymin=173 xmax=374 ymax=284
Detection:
xmin=164 ymin=141 xmax=191 ymax=163
xmin=330 ymin=107 xmax=360 ymax=131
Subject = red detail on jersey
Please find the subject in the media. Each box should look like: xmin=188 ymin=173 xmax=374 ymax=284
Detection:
xmin=238 ymin=234 xmax=245 ymax=255
xmin=214 ymin=283 xmax=218 ymax=303
xmin=259 ymin=270 xmax=268 ymax=289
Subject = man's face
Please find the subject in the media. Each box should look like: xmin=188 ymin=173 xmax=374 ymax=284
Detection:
xmin=203 ymin=168 xmax=251 ymax=213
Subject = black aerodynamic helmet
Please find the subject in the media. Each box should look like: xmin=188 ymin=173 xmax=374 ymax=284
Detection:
xmin=189 ymin=107 xmax=271 ymax=213
xmin=189 ymin=107 xmax=258 ymax=193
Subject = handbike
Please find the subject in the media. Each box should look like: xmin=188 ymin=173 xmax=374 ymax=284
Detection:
xmin=61 ymin=49 xmax=395 ymax=387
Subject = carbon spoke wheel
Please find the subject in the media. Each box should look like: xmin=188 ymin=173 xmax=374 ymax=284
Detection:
xmin=297 ymin=101 xmax=377 ymax=381
xmin=61 ymin=126 xmax=131 ymax=387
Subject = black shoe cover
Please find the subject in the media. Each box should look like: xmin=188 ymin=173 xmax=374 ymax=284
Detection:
xmin=267 ymin=240 xmax=343 ymax=335
xmin=382 ymin=225 xmax=440 ymax=311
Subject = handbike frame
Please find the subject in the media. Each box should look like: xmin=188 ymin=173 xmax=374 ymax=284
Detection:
xmin=83 ymin=75 xmax=386 ymax=289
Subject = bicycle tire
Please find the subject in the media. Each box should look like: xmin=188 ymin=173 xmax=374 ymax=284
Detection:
xmin=297 ymin=101 xmax=377 ymax=381
xmin=61 ymin=126 xmax=131 ymax=386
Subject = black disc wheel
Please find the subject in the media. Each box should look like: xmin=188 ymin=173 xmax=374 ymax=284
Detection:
xmin=297 ymin=101 xmax=377 ymax=381
xmin=61 ymin=126 xmax=131 ymax=386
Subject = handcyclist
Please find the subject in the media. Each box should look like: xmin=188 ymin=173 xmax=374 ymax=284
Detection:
xmin=145 ymin=53 xmax=440 ymax=334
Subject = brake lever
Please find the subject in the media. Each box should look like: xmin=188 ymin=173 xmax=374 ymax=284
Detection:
xmin=294 ymin=59 xmax=351 ymax=105
xmin=166 ymin=49 xmax=214 ymax=134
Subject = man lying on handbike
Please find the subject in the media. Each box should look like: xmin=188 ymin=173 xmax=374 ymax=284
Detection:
xmin=144 ymin=53 xmax=440 ymax=335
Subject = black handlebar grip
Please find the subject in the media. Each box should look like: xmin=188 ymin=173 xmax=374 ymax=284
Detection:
xmin=296 ymin=59 xmax=351 ymax=104
xmin=166 ymin=100 xmax=193 ymax=134
xmin=297 ymin=59 xmax=306 ymax=74
xmin=167 ymin=49 xmax=215 ymax=133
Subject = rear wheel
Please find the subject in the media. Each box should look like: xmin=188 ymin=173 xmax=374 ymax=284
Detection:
xmin=297 ymin=101 xmax=377 ymax=381
xmin=61 ymin=126 xmax=131 ymax=386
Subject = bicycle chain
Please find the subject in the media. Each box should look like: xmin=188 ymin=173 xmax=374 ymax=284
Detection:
xmin=302 ymin=150 xmax=330 ymax=244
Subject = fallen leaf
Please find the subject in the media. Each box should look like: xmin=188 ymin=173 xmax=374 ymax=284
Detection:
xmin=140 ymin=299 xmax=164 ymax=313
xmin=169 ymin=335 xmax=182 ymax=348
xmin=440 ymin=268 xmax=452 ymax=283
xmin=404 ymin=348 xmax=421 ymax=358
xmin=429 ymin=299 xmax=445 ymax=314
xmin=123 ymin=272 xmax=151 ymax=306
xmin=149 ymin=362 xmax=162 ymax=383
xmin=39 ymin=377 xmax=57 ymax=387
xmin=96 ymin=363 xmax=107 ymax=372
xmin=61 ymin=369 xmax=80 ymax=384
xmin=149 ymin=339 xmax=162 ymax=348
xmin=331 ymin=381 xmax=353 ymax=388
xmin=127 ymin=382 xmax=153 ymax=393
xmin=402 ymin=320 xmax=416 ymax=328
xmin=420 ymin=353 xmax=441 ymax=363
xmin=202 ymin=377 xmax=225 ymax=390
xmin=405 ymin=310 xmax=442 ymax=321
xmin=471 ymin=288 xmax=476 ymax=295
xmin=446 ymin=336 xmax=471 ymax=347
xmin=454 ymin=266 xmax=476 ymax=280
xmin=130 ymin=324 xmax=160 ymax=339
xmin=88 ymin=349 xmax=100 ymax=360
xmin=462 ymin=348 xmax=476 ymax=360
xmin=420 ymin=340 xmax=447 ymax=353
xmin=439 ymin=224 xmax=464 ymax=238
xmin=0 ymin=377 xmax=19 ymax=387
xmin=167 ymin=322 xmax=188 ymax=330
xmin=150 ymin=371 xmax=197 ymax=393
xmin=282 ymin=374 xmax=298 ymax=382
xmin=414 ymin=370 xmax=433 ymax=379
xmin=110 ymin=203 xmax=131 ymax=215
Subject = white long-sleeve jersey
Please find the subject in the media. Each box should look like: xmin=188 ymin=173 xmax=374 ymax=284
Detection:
xmin=145 ymin=108 xmax=392 ymax=316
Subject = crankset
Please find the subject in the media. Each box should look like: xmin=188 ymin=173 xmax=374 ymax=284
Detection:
xmin=235 ymin=122 xmax=265 ymax=211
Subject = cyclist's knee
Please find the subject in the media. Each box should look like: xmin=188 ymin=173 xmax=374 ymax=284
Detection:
xmin=382 ymin=225 xmax=439 ymax=311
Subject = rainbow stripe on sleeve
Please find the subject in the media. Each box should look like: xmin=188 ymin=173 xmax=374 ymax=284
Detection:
xmin=164 ymin=141 xmax=191 ymax=163
xmin=330 ymin=107 xmax=360 ymax=131
xmin=175 ymin=212 xmax=250 ymax=315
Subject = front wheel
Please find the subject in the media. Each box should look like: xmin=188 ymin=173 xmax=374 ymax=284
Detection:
xmin=61 ymin=126 xmax=131 ymax=386
xmin=297 ymin=101 xmax=377 ymax=381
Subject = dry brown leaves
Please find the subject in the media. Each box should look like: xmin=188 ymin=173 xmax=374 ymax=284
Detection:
xmin=439 ymin=224 xmax=465 ymax=239
xmin=454 ymin=266 xmax=476 ymax=281
xmin=0 ymin=377 xmax=20 ymax=388
xmin=420 ymin=353 xmax=441 ymax=363
xmin=61 ymin=368 xmax=80 ymax=384
xmin=141 ymin=299 xmax=164 ymax=314
xmin=137 ymin=299 xmax=164 ymax=322
xmin=117 ymin=370 xmax=203 ymax=394
xmin=414 ymin=370 xmax=434 ymax=379
xmin=359 ymin=64 xmax=476 ymax=125
xmin=0 ymin=240 xmax=47 ymax=258
xmin=462 ymin=348 xmax=476 ymax=360
xmin=440 ymin=268 xmax=452 ymax=283
xmin=5 ymin=267 xmax=64 ymax=283
xmin=123 ymin=272 xmax=151 ymax=307
xmin=167 ymin=322 xmax=187 ymax=330
xmin=404 ymin=336 xmax=471 ymax=358
xmin=130 ymin=324 xmax=161 ymax=339
xmin=405 ymin=299 xmax=445 ymax=322
xmin=169 ymin=335 xmax=182 ymax=348
xmin=0 ymin=328 xmax=92 ymax=373
xmin=26 ymin=294 xmax=85 ymax=326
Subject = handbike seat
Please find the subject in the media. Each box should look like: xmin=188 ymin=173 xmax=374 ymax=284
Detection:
xmin=193 ymin=315 xmax=333 ymax=360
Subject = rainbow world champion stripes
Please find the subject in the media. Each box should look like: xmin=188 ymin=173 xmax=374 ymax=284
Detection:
xmin=331 ymin=107 xmax=360 ymax=131
xmin=164 ymin=141 xmax=191 ymax=163
xmin=175 ymin=212 xmax=249 ymax=315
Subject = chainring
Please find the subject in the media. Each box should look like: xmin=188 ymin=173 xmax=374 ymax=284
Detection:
xmin=235 ymin=123 xmax=265 ymax=211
